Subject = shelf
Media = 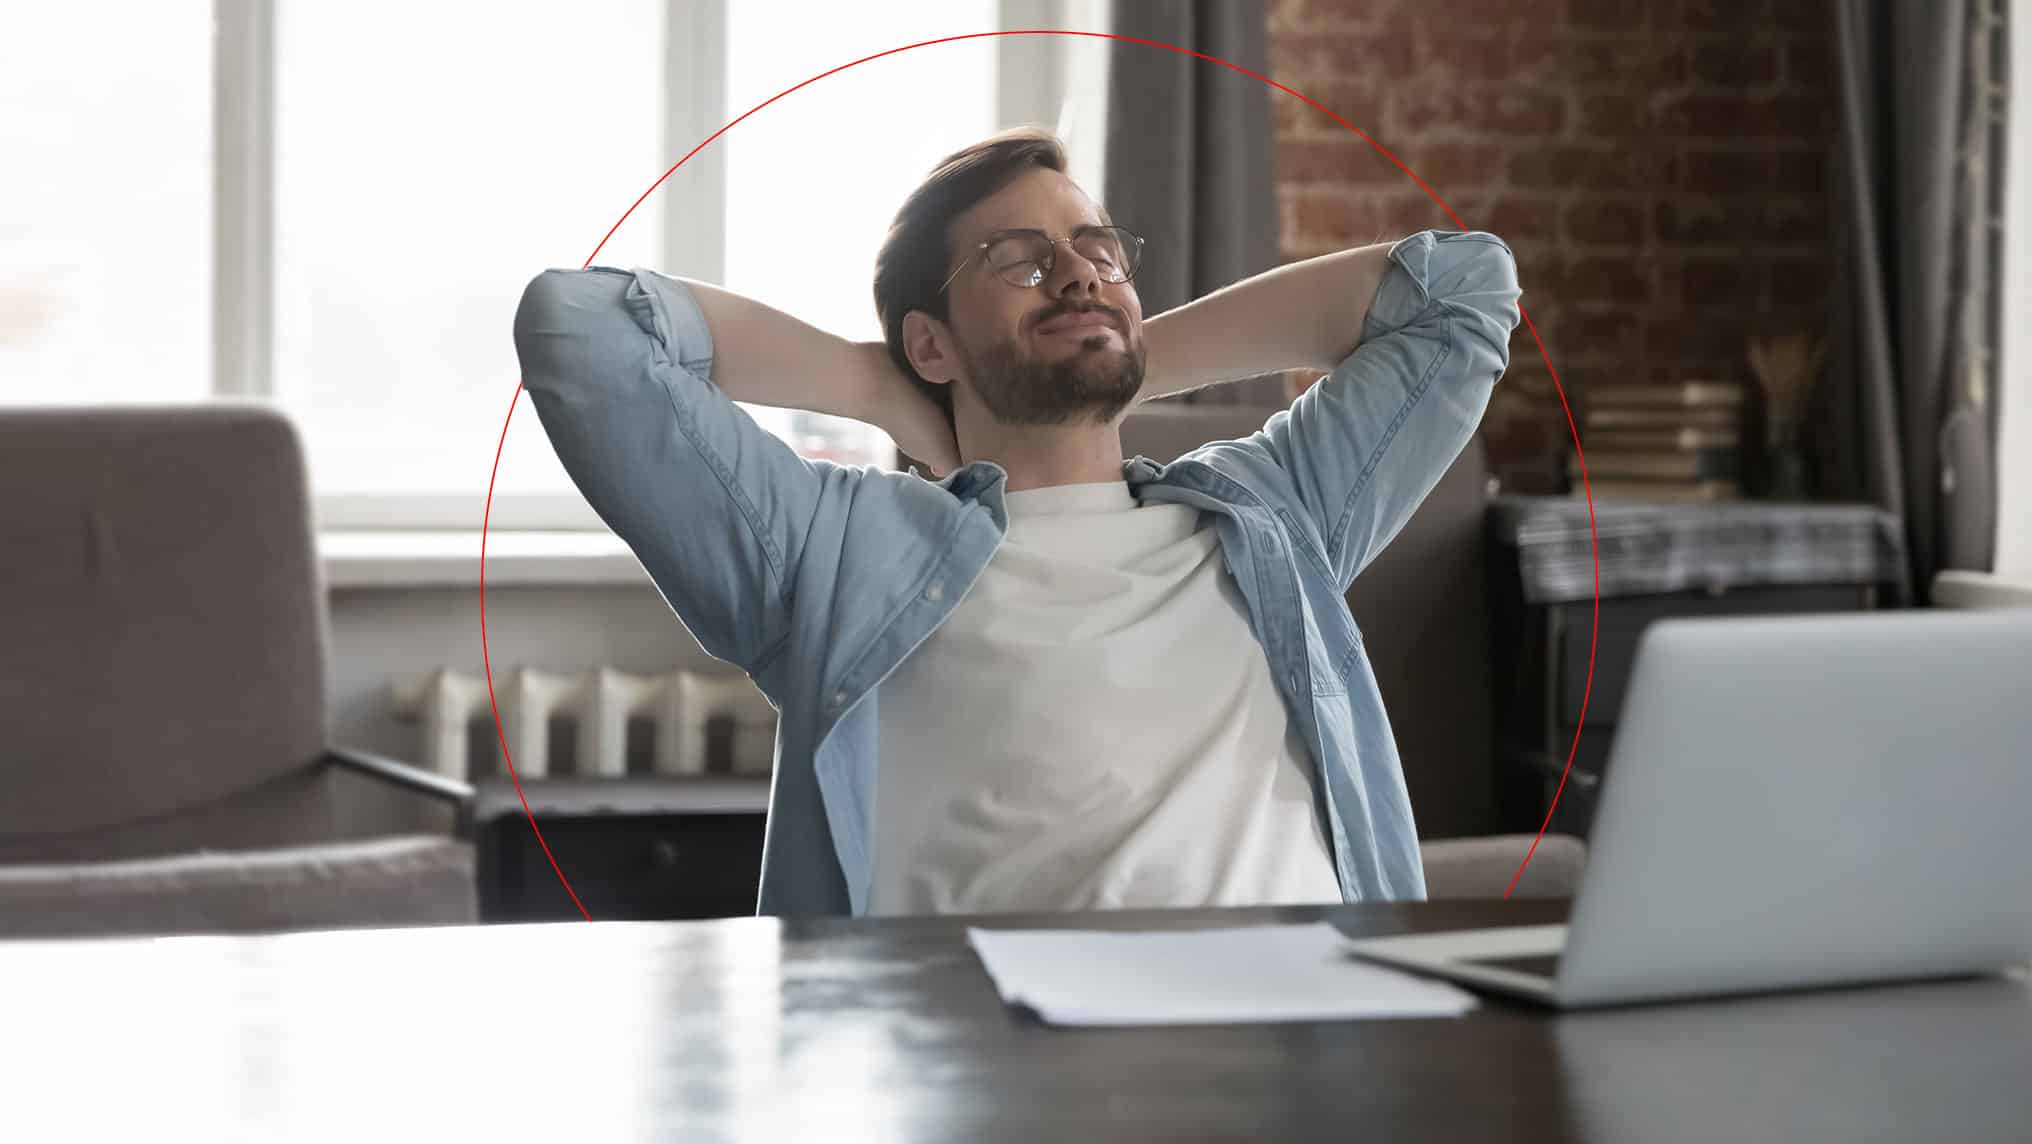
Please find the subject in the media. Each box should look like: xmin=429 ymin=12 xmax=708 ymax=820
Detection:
xmin=319 ymin=530 xmax=648 ymax=589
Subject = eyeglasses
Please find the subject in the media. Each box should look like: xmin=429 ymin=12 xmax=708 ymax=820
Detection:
xmin=938 ymin=225 xmax=1145 ymax=293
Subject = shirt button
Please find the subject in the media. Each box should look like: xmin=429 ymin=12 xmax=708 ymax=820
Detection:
xmin=831 ymin=691 xmax=846 ymax=709
xmin=1263 ymin=535 xmax=1281 ymax=555
xmin=924 ymin=582 xmax=944 ymax=602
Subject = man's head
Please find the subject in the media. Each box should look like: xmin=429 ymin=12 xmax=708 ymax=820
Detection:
xmin=873 ymin=129 xmax=1146 ymax=437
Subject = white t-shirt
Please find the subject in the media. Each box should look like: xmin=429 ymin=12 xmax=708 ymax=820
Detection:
xmin=868 ymin=478 xmax=1343 ymax=915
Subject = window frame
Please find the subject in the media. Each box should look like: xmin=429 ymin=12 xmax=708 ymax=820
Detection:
xmin=2000 ymin=0 xmax=2030 ymax=571
xmin=214 ymin=0 xmax=1108 ymax=532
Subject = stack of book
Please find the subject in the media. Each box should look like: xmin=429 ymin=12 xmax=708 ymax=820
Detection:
xmin=1569 ymin=381 xmax=1744 ymax=503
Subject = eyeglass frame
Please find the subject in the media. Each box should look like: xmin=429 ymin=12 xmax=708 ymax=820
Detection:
xmin=937 ymin=224 xmax=1146 ymax=294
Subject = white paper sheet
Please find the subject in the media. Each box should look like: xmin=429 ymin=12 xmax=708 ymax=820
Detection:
xmin=966 ymin=923 xmax=1479 ymax=1026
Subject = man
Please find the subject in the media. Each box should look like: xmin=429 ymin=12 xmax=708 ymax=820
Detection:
xmin=514 ymin=128 xmax=1522 ymax=917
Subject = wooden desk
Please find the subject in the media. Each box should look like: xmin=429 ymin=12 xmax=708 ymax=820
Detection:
xmin=5 ymin=901 xmax=2027 ymax=1141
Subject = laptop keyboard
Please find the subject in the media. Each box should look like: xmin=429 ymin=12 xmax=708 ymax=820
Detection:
xmin=1464 ymin=953 xmax=1563 ymax=979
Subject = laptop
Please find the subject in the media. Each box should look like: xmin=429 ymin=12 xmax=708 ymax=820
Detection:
xmin=1347 ymin=609 xmax=2032 ymax=1009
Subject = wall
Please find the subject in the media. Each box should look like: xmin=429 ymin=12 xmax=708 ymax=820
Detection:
xmin=2001 ymin=0 xmax=2032 ymax=575
xmin=1268 ymin=0 xmax=1838 ymax=492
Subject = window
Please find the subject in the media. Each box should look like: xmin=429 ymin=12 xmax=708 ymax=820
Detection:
xmin=273 ymin=1 xmax=667 ymax=508
xmin=0 ymin=1 xmax=1111 ymax=532
xmin=0 ymin=6 xmax=213 ymax=403
xmin=722 ymin=0 xmax=999 ymax=467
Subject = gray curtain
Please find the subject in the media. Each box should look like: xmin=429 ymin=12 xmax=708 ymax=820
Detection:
xmin=1105 ymin=0 xmax=1281 ymax=406
xmin=1826 ymin=0 xmax=2008 ymax=601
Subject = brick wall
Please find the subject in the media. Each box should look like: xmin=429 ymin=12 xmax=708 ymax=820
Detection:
xmin=1268 ymin=0 xmax=1837 ymax=492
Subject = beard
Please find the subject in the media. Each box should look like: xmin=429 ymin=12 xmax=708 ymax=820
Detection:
xmin=956 ymin=323 xmax=1146 ymax=427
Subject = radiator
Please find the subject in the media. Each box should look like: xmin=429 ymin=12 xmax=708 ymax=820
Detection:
xmin=389 ymin=667 xmax=777 ymax=781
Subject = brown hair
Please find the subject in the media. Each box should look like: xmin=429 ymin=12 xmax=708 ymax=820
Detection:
xmin=872 ymin=127 xmax=1070 ymax=428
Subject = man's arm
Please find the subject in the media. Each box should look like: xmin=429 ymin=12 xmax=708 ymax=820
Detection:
xmin=680 ymin=278 xmax=962 ymax=475
xmin=515 ymin=268 xmax=850 ymax=675
xmin=1149 ymin=231 xmax=1522 ymax=591
xmin=675 ymin=279 xmax=881 ymax=416
xmin=1137 ymin=242 xmax=1396 ymax=403
xmin=515 ymin=267 xmax=965 ymax=674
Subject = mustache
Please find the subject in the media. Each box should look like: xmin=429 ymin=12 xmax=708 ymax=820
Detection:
xmin=1029 ymin=300 xmax=1127 ymax=334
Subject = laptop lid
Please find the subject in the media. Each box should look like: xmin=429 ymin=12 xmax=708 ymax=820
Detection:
xmin=1555 ymin=610 xmax=2032 ymax=1007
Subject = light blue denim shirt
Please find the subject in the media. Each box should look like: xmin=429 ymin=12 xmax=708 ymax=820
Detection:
xmin=513 ymin=228 xmax=1522 ymax=917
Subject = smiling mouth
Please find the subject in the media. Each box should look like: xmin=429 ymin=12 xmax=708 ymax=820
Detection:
xmin=1035 ymin=312 xmax=1118 ymax=337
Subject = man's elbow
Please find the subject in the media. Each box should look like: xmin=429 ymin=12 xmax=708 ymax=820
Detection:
xmin=1438 ymin=238 xmax=1523 ymax=381
xmin=513 ymin=268 xmax=649 ymax=393
xmin=512 ymin=269 xmax=584 ymax=384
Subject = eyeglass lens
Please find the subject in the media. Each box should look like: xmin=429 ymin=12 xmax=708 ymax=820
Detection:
xmin=984 ymin=228 xmax=1139 ymax=286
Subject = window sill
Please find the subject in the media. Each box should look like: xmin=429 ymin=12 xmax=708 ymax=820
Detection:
xmin=319 ymin=530 xmax=647 ymax=590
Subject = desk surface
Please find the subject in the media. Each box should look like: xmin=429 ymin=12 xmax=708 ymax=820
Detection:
xmin=6 ymin=900 xmax=2028 ymax=1142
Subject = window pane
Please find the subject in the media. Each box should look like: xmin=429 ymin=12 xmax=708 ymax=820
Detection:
xmin=274 ymin=0 xmax=665 ymax=497
xmin=0 ymin=7 xmax=211 ymax=404
xmin=723 ymin=1 xmax=999 ymax=467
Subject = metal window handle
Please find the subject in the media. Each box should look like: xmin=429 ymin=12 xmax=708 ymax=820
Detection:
xmin=1509 ymin=748 xmax=1603 ymax=789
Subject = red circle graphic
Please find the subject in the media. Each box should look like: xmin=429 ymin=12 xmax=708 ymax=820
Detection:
xmin=483 ymin=29 xmax=1601 ymax=920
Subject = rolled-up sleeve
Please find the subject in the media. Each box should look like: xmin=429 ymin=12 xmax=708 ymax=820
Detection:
xmin=1247 ymin=230 xmax=1523 ymax=590
xmin=513 ymin=267 xmax=826 ymax=673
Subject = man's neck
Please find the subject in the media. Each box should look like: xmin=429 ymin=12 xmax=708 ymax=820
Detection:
xmin=960 ymin=419 xmax=1127 ymax=492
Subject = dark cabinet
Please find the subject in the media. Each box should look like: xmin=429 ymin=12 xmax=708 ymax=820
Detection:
xmin=1488 ymin=497 xmax=1904 ymax=838
xmin=473 ymin=779 xmax=768 ymax=922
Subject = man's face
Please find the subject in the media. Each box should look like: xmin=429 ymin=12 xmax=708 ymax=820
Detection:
xmin=939 ymin=168 xmax=1146 ymax=426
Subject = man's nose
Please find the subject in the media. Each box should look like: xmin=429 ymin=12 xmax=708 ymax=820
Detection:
xmin=1047 ymin=242 xmax=1105 ymax=297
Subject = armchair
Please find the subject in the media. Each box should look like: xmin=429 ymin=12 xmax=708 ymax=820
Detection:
xmin=0 ymin=406 xmax=477 ymax=937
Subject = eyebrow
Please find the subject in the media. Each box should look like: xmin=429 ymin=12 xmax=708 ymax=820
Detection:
xmin=978 ymin=222 xmax=1115 ymax=243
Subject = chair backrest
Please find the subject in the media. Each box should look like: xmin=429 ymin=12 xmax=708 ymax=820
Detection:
xmin=1343 ymin=437 xmax=1495 ymax=837
xmin=0 ymin=405 xmax=329 ymax=843
xmin=1118 ymin=402 xmax=1497 ymax=837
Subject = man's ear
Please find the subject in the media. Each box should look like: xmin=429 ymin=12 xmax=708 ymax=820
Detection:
xmin=901 ymin=310 xmax=958 ymax=387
